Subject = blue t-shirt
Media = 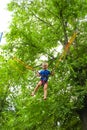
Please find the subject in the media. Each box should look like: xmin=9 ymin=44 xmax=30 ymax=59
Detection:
xmin=39 ymin=70 xmax=51 ymax=82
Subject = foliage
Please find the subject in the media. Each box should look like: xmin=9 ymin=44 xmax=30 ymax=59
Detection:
xmin=0 ymin=0 xmax=87 ymax=130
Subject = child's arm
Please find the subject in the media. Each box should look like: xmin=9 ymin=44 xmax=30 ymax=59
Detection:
xmin=35 ymin=71 xmax=40 ymax=77
xmin=51 ymin=70 xmax=55 ymax=76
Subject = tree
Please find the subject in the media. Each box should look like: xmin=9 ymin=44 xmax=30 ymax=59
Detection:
xmin=0 ymin=0 xmax=87 ymax=130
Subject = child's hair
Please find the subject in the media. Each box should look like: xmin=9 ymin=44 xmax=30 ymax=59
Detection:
xmin=42 ymin=62 xmax=48 ymax=67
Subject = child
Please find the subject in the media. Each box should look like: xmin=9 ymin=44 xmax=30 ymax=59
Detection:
xmin=31 ymin=62 xmax=53 ymax=100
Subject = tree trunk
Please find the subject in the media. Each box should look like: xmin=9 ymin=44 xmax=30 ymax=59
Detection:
xmin=78 ymin=108 xmax=87 ymax=130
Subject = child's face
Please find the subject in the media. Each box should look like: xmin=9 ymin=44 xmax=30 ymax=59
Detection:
xmin=42 ymin=63 xmax=48 ymax=69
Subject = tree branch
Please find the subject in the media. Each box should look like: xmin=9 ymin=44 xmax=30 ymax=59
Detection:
xmin=32 ymin=12 xmax=55 ymax=29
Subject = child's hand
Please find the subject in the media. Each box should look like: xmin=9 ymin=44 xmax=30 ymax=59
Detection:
xmin=51 ymin=71 xmax=55 ymax=76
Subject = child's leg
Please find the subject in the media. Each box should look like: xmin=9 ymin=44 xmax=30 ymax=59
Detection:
xmin=31 ymin=81 xmax=42 ymax=96
xmin=43 ymin=83 xmax=48 ymax=100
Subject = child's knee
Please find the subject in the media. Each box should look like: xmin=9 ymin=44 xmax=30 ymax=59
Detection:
xmin=37 ymin=84 xmax=40 ymax=88
xmin=44 ymin=85 xmax=48 ymax=90
xmin=37 ymin=82 xmax=41 ymax=87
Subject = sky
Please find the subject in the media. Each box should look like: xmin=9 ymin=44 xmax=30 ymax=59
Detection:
xmin=0 ymin=0 xmax=11 ymax=44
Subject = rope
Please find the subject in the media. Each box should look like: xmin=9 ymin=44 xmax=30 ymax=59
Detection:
xmin=12 ymin=32 xmax=77 ymax=72
xmin=54 ymin=32 xmax=77 ymax=69
xmin=10 ymin=61 xmax=24 ymax=73
xmin=13 ymin=57 xmax=35 ymax=71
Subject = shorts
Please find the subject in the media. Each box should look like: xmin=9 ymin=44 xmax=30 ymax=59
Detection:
xmin=40 ymin=80 xmax=48 ymax=86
